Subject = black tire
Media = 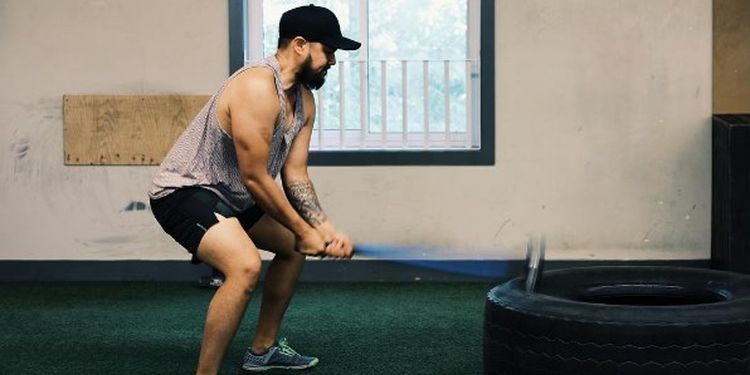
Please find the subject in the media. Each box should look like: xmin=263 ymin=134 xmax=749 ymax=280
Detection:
xmin=483 ymin=266 xmax=750 ymax=375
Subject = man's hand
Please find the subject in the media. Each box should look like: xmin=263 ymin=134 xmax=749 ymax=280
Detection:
xmin=323 ymin=231 xmax=353 ymax=259
xmin=310 ymin=221 xmax=351 ymax=258
xmin=295 ymin=228 xmax=353 ymax=259
xmin=315 ymin=221 xmax=337 ymax=242
xmin=295 ymin=228 xmax=327 ymax=256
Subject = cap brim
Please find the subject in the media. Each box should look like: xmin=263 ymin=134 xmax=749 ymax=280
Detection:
xmin=321 ymin=36 xmax=361 ymax=51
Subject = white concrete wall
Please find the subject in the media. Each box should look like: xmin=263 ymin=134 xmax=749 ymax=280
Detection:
xmin=0 ymin=0 xmax=711 ymax=261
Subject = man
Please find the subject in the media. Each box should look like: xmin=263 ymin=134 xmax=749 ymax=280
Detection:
xmin=148 ymin=5 xmax=359 ymax=374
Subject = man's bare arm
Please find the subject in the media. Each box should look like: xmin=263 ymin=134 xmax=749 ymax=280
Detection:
xmin=280 ymin=87 xmax=350 ymax=259
xmin=281 ymin=88 xmax=334 ymax=231
xmin=283 ymin=180 xmax=328 ymax=227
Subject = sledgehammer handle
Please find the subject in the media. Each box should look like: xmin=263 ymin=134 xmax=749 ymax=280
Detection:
xmin=524 ymin=235 xmax=546 ymax=292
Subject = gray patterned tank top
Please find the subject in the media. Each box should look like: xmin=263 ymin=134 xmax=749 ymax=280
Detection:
xmin=148 ymin=56 xmax=305 ymax=211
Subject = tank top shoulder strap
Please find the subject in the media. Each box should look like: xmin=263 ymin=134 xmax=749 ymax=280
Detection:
xmin=209 ymin=56 xmax=289 ymax=129
xmin=263 ymin=56 xmax=289 ymax=122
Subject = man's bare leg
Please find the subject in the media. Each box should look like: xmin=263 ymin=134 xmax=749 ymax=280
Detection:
xmin=246 ymin=215 xmax=306 ymax=353
xmin=194 ymin=216 xmax=263 ymax=375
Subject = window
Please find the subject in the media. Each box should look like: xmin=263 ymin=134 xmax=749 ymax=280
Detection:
xmin=229 ymin=0 xmax=494 ymax=165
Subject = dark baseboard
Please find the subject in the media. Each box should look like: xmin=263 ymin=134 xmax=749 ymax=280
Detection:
xmin=0 ymin=259 xmax=711 ymax=283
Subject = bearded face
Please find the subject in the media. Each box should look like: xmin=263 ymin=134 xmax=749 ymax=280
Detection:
xmin=297 ymin=54 xmax=329 ymax=90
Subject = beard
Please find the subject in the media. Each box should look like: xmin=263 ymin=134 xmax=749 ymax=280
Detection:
xmin=297 ymin=55 xmax=328 ymax=90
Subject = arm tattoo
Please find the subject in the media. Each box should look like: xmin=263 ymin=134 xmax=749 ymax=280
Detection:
xmin=284 ymin=180 xmax=328 ymax=226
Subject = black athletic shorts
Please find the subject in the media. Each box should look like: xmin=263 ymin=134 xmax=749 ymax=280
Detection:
xmin=149 ymin=187 xmax=264 ymax=264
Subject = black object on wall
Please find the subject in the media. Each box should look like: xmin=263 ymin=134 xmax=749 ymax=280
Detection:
xmin=712 ymin=114 xmax=750 ymax=273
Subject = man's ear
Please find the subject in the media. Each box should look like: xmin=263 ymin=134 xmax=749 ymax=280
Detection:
xmin=292 ymin=37 xmax=308 ymax=55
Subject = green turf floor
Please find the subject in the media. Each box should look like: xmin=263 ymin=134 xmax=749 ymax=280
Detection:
xmin=0 ymin=282 xmax=493 ymax=374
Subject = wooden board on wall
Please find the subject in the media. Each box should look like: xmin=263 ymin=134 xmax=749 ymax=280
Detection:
xmin=63 ymin=95 xmax=210 ymax=165
xmin=714 ymin=0 xmax=750 ymax=114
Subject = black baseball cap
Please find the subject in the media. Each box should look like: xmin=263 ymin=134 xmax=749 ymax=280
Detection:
xmin=279 ymin=4 xmax=361 ymax=51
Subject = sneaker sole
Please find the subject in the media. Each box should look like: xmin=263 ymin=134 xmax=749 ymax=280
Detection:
xmin=242 ymin=358 xmax=319 ymax=372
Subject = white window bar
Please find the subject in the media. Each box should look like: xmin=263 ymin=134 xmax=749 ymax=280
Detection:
xmin=422 ymin=60 xmax=429 ymax=147
xmin=359 ymin=0 xmax=369 ymax=148
xmin=466 ymin=60 xmax=472 ymax=149
xmin=401 ymin=61 xmax=408 ymax=148
xmin=444 ymin=60 xmax=451 ymax=147
xmin=380 ymin=60 xmax=387 ymax=146
xmin=468 ymin=0 xmax=480 ymax=149
xmin=359 ymin=60 xmax=368 ymax=148
xmin=247 ymin=0 xmax=263 ymax=61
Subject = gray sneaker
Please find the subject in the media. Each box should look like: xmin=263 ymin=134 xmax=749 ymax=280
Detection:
xmin=241 ymin=337 xmax=319 ymax=372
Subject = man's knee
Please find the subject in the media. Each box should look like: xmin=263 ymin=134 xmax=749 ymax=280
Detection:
xmin=227 ymin=258 xmax=262 ymax=292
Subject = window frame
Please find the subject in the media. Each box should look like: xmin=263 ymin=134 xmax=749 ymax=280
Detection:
xmin=228 ymin=0 xmax=494 ymax=166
